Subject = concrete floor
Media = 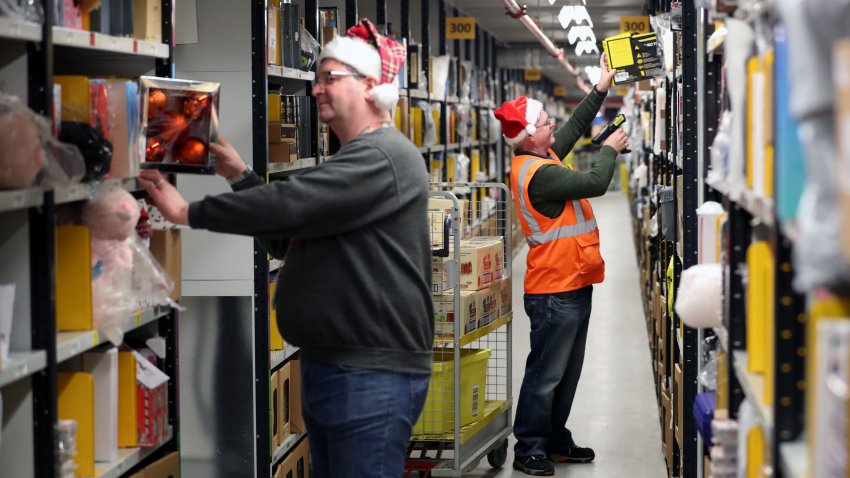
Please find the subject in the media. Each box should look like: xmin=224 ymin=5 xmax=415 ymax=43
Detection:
xmin=464 ymin=191 xmax=668 ymax=477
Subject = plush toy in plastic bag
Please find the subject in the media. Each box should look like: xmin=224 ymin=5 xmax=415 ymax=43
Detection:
xmin=82 ymin=187 xmax=174 ymax=345
xmin=0 ymin=93 xmax=85 ymax=190
xmin=675 ymin=263 xmax=723 ymax=329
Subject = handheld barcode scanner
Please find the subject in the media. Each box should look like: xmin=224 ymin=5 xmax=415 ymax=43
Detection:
xmin=592 ymin=114 xmax=631 ymax=154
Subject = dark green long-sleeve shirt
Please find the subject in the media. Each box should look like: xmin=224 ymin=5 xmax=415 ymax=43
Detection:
xmin=515 ymin=87 xmax=618 ymax=219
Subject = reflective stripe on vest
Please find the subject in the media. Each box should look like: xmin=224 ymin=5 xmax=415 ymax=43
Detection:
xmin=516 ymin=158 xmax=598 ymax=246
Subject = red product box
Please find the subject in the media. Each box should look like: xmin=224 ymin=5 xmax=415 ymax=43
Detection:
xmin=132 ymin=351 xmax=169 ymax=447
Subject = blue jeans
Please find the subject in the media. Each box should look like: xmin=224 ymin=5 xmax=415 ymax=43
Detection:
xmin=300 ymin=359 xmax=430 ymax=478
xmin=514 ymin=286 xmax=593 ymax=457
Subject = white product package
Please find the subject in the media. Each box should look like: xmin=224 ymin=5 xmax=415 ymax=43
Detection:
xmin=0 ymin=284 xmax=14 ymax=369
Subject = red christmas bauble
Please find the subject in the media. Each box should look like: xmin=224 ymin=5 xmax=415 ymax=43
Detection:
xmin=175 ymin=138 xmax=208 ymax=165
xmin=183 ymin=94 xmax=211 ymax=119
xmin=145 ymin=137 xmax=166 ymax=162
xmin=157 ymin=111 xmax=189 ymax=143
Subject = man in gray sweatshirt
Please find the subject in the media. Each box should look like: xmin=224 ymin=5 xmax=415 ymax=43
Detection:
xmin=142 ymin=19 xmax=432 ymax=478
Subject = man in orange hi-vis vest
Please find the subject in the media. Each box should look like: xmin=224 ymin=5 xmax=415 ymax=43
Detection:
xmin=495 ymin=53 xmax=629 ymax=476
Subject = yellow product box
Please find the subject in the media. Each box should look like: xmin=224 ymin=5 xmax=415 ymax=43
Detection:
xmin=433 ymin=290 xmax=478 ymax=339
xmin=413 ymin=348 xmax=490 ymax=435
xmin=477 ymin=286 xmax=499 ymax=327
xmin=458 ymin=236 xmax=504 ymax=291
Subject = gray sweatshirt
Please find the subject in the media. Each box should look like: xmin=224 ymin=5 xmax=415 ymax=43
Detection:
xmin=188 ymin=127 xmax=434 ymax=374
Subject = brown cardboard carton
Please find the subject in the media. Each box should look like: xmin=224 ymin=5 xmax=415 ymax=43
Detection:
xmin=497 ymin=277 xmax=511 ymax=317
xmin=433 ymin=290 xmax=478 ymax=338
xmin=132 ymin=0 xmax=162 ymax=43
xmin=458 ymin=237 xmax=504 ymax=291
xmin=476 ymin=286 xmax=499 ymax=327
xmin=269 ymin=142 xmax=295 ymax=163
xmin=675 ymin=363 xmax=683 ymax=446
xmin=128 ymin=451 xmax=180 ymax=477
xmin=150 ymin=230 xmax=181 ymax=301
xmin=431 ymin=257 xmax=446 ymax=294
xmin=267 ymin=3 xmax=281 ymax=66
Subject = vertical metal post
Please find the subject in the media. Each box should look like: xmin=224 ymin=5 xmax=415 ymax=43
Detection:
xmin=345 ymin=0 xmax=358 ymax=30
xmin=681 ymin=2 xmax=699 ymax=476
xmin=376 ymin=0 xmax=387 ymax=32
xmin=159 ymin=308 xmax=180 ymax=453
xmin=772 ymin=234 xmax=806 ymax=454
xmin=155 ymin=0 xmax=174 ymax=77
xmin=31 ymin=192 xmax=56 ymax=478
xmin=401 ymin=0 xmax=410 ymax=41
xmin=422 ymin=0 xmax=430 ymax=87
xmin=251 ymin=0 xmax=271 ymax=476
xmin=305 ymin=0 xmax=318 ymax=159
xmin=725 ymin=200 xmax=748 ymax=416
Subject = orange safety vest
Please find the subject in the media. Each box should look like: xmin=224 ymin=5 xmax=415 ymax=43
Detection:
xmin=509 ymin=150 xmax=605 ymax=294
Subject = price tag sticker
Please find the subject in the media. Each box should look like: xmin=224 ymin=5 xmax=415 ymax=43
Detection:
xmin=135 ymin=312 xmax=143 ymax=326
xmin=12 ymin=192 xmax=24 ymax=208
xmin=91 ymin=330 xmax=99 ymax=345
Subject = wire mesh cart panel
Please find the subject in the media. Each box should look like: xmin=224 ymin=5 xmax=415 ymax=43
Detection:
xmin=406 ymin=182 xmax=513 ymax=477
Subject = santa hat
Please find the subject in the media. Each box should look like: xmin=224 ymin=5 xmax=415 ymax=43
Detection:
xmin=317 ymin=19 xmax=406 ymax=111
xmin=493 ymin=96 xmax=544 ymax=147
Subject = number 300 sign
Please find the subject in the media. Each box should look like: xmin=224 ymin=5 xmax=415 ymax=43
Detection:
xmin=620 ymin=16 xmax=650 ymax=34
xmin=446 ymin=17 xmax=476 ymax=40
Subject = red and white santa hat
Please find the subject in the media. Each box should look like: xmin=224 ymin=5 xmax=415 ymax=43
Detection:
xmin=317 ymin=19 xmax=406 ymax=111
xmin=493 ymin=96 xmax=544 ymax=147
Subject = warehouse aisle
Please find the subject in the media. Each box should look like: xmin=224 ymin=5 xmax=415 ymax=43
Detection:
xmin=467 ymin=191 xmax=667 ymax=477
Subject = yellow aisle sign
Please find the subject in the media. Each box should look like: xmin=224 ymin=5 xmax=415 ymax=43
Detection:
xmin=524 ymin=69 xmax=542 ymax=81
xmin=621 ymin=16 xmax=651 ymax=34
xmin=554 ymin=86 xmax=567 ymax=97
xmin=446 ymin=17 xmax=475 ymax=40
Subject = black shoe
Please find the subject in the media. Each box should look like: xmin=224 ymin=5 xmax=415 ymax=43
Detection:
xmin=548 ymin=445 xmax=595 ymax=463
xmin=513 ymin=455 xmax=555 ymax=476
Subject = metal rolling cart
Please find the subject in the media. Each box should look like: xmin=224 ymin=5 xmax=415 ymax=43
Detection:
xmin=406 ymin=182 xmax=513 ymax=477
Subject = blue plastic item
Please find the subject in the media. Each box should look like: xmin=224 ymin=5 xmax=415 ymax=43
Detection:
xmin=693 ymin=391 xmax=716 ymax=446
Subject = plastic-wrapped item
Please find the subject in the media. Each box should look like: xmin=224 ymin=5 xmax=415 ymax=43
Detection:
xmin=659 ymin=185 xmax=675 ymax=241
xmin=0 ymin=0 xmax=44 ymax=22
xmin=57 ymin=419 xmax=78 ymax=478
xmin=699 ymin=350 xmax=718 ymax=390
xmin=416 ymin=100 xmax=437 ymax=148
xmin=300 ymin=24 xmax=320 ymax=71
xmin=455 ymin=104 xmax=472 ymax=140
xmin=675 ymin=263 xmax=723 ymax=328
xmin=0 ymin=93 xmax=85 ymax=190
xmin=707 ymin=111 xmax=732 ymax=184
xmin=59 ymin=121 xmax=113 ymax=182
xmin=140 ymin=76 xmax=220 ymax=175
xmin=82 ymin=187 xmax=174 ymax=345
xmin=430 ymin=55 xmax=450 ymax=100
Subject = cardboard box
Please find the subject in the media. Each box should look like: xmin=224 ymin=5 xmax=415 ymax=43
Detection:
xmin=603 ymin=32 xmax=664 ymax=85
xmin=427 ymin=197 xmax=469 ymax=249
xmin=268 ymin=93 xmax=282 ymax=122
xmin=58 ymin=372 xmax=95 ymax=477
xmin=132 ymin=0 xmax=162 ymax=43
xmin=458 ymin=237 xmax=504 ymax=291
xmin=150 ymin=229 xmax=181 ymax=301
xmin=267 ymin=3 xmax=281 ymax=66
xmin=128 ymin=451 xmax=180 ymax=478
xmin=835 ymin=39 xmax=850 ymax=260
xmin=278 ymin=359 xmax=306 ymax=441
xmin=279 ymin=438 xmax=310 ymax=478
xmin=433 ymin=290 xmax=478 ymax=338
xmin=431 ymin=257 xmax=446 ymax=294
xmin=476 ymin=286 xmax=498 ymax=327
xmin=83 ymin=348 xmax=119 ymax=463
xmin=269 ymin=142 xmax=296 ymax=163
xmin=271 ymin=369 xmax=282 ymax=447
xmin=497 ymin=277 xmax=511 ymax=317
xmin=134 ymin=350 xmax=169 ymax=447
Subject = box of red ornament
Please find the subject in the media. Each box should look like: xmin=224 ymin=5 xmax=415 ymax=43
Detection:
xmin=140 ymin=76 xmax=220 ymax=174
xmin=133 ymin=350 xmax=170 ymax=447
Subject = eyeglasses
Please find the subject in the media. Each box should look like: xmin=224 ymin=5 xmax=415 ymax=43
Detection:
xmin=312 ymin=70 xmax=365 ymax=87
xmin=535 ymin=118 xmax=556 ymax=130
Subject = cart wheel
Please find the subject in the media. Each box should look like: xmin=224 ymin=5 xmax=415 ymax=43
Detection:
xmin=487 ymin=439 xmax=508 ymax=469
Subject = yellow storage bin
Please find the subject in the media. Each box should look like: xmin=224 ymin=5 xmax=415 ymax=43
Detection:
xmin=413 ymin=348 xmax=490 ymax=435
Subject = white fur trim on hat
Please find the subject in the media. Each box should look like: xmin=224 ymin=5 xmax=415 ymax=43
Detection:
xmin=318 ymin=35 xmax=382 ymax=80
xmin=504 ymin=129 xmax=529 ymax=148
xmin=525 ymin=98 xmax=543 ymax=130
xmin=368 ymin=81 xmax=400 ymax=111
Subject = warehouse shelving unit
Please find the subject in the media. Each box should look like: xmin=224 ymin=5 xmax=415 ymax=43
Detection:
xmin=0 ymin=1 xmax=180 ymax=477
